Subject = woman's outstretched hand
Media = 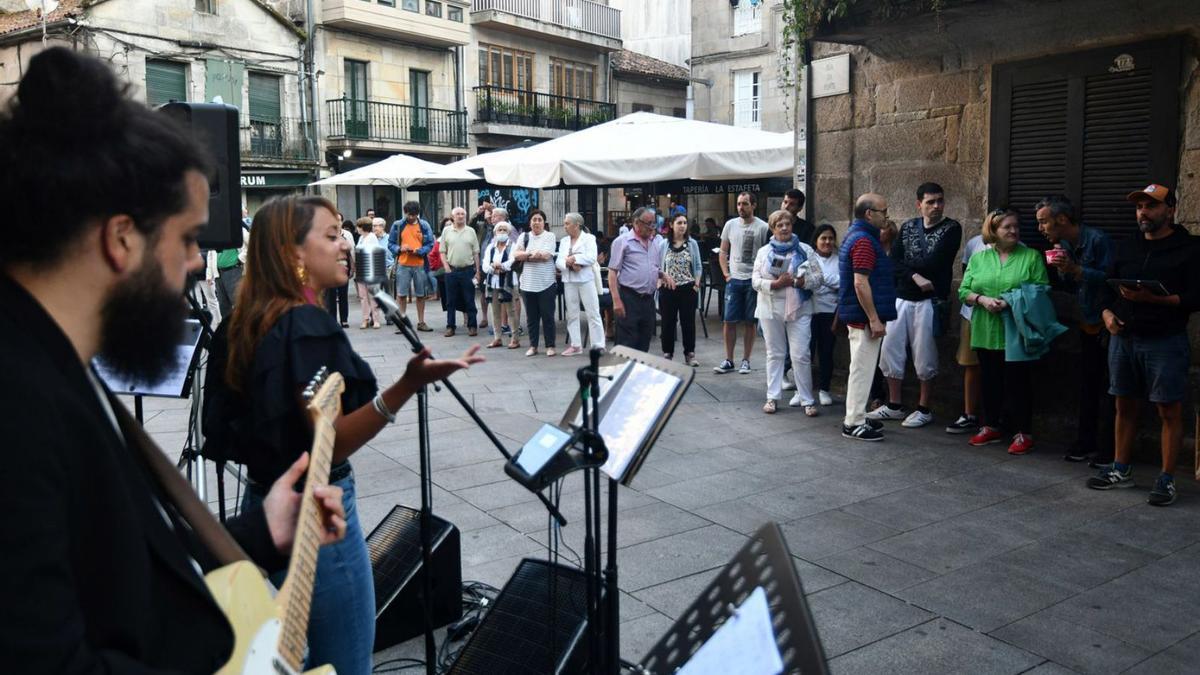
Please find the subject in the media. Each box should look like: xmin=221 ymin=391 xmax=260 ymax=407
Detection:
xmin=400 ymin=345 xmax=485 ymax=389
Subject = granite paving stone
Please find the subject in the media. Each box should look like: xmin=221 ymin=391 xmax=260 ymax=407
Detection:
xmin=829 ymin=618 xmax=1042 ymax=674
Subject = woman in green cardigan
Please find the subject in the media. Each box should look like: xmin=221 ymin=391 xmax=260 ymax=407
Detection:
xmin=958 ymin=207 xmax=1049 ymax=455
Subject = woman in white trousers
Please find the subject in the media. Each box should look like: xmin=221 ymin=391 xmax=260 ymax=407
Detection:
xmin=752 ymin=209 xmax=822 ymax=416
xmin=556 ymin=212 xmax=605 ymax=355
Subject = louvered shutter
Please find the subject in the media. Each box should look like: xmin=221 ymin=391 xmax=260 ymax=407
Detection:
xmin=248 ymin=73 xmax=281 ymax=123
xmin=146 ymin=60 xmax=187 ymax=107
xmin=989 ymin=38 xmax=1180 ymax=244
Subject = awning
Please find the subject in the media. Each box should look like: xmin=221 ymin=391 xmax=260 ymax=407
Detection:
xmin=310 ymin=153 xmax=480 ymax=189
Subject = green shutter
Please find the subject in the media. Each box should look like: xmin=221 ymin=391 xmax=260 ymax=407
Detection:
xmin=204 ymin=58 xmax=245 ymax=109
xmin=145 ymin=59 xmax=187 ymax=107
xmin=248 ymin=73 xmax=282 ymax=122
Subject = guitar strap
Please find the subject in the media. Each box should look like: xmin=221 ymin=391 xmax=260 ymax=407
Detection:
xmin=113 ymin=399 xmax=250 ymax=567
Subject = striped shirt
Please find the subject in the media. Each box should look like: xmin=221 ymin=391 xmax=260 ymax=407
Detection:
xmin=517 ymin=230 xmax=558 ymax=293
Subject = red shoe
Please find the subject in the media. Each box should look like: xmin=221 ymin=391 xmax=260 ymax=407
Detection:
xmin=969 ymin=426 xmax=1004 ymax=446
xmin=1007 ymin=433 xmax=1035 ymax=455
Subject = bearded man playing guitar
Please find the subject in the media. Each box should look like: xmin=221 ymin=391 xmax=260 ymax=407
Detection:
xmin=0 ymin=49 xmax=351 ymax=673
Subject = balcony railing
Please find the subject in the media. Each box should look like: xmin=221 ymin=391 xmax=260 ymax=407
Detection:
xmin=325 ymin=98 xmax=468 ymax=148
xmin=473 ymin=85 xmax=615 ymax=131
xmin=472 ymin=0 xmax=619 ymax=40
xmin=240 ymin=116 xmax=316 ymax=163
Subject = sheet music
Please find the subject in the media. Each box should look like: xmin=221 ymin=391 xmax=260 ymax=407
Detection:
xmin=678 ymin=587 xmax=783 ymax=675
xmin=596 ymin=361 xmax=680 ymax=481
xmin=94 ymin=320 xmax=204 ymax=398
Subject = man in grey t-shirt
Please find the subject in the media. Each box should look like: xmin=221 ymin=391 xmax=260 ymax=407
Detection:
xmin=716 ymin=191 xmax=770 ymax=374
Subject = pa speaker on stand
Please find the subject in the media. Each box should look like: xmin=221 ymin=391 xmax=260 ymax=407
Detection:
xmin=158 ymin=102 xmax=243 ymax=251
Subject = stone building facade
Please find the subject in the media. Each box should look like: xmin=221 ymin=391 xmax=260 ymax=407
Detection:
xmin=1 ymin=0 xmax=316 ymax=214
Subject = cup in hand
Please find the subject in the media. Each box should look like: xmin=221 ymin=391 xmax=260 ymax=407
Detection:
xmin=1044 ymin=248 xmax=1066 ymax=266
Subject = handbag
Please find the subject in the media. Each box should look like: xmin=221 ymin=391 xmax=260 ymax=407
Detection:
xmin=511 ymin=232 xmax=527 ymax=275
xmin=931 ymin=297 xmax=950 ymax=338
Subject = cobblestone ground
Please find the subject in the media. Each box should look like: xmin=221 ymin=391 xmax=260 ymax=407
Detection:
xmin=140 ymin=295 xmax=1200 ymax=674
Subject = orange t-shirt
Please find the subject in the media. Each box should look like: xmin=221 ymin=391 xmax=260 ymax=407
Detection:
xmin=398 ymin=222 xmax=425 ymax=267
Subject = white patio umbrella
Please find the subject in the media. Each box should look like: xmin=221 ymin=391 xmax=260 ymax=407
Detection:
xmin=310 ymin=153 xmax=479 ymax=189
xmin=476 ymin=112 xmax=799 ymax=188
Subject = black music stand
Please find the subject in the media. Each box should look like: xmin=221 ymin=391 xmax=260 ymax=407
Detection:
xmin=638 ymin=522 xmax=829 ymax=674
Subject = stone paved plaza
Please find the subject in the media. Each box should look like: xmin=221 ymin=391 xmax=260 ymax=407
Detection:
xmin=139 ymin=296 xmax=1200 ymax=674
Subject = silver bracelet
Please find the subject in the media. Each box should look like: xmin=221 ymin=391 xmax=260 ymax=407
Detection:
xmin=372 ymin=393 xmax=396 ymax=424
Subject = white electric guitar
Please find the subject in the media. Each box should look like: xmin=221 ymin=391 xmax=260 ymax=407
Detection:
xmin=205 ymin=367 xmax=344 ymax=675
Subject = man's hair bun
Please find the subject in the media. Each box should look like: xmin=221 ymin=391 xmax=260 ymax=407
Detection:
xmin=11 ymin=47 xmax=126 ymax=145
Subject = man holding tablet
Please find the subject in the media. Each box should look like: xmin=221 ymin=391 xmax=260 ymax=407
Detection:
xmin=1088 ymin=184 xmax=1200 ymax=506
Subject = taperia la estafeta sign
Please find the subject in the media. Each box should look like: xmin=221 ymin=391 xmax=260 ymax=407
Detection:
xmin=811 ymin=53 xmax=850 ymax=99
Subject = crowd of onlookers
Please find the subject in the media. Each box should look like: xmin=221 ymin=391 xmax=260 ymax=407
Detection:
xmin=213 ymin=180 xmax=1194 ymax=508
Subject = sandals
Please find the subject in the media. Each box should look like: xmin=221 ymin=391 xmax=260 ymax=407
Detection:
xmin=545 ymin=348 xmax=557 ymax=357
xmin=487 ymin=339 xmax=503 ymax=348
xmin=508 ymin=339 xmax=521 ymax=349
xmin=763 ymin=400 xmax=777 ymax=414
xmin=525 ymin=347 xmax=538 ymax=357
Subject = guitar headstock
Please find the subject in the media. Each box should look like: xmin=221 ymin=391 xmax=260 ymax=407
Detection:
xmin=303 ymin=367 xmax=346 ymax=425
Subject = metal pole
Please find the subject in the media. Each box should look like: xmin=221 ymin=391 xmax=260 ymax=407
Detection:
xmin=417 ymin=383 xmax=436 ymax=675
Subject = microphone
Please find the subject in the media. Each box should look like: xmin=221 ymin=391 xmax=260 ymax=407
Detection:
xmin=355 ymin=242 xmax=389 ymax=290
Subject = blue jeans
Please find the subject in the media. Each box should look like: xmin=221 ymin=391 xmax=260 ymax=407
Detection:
xmin=723 ymin=277 xmax=756 ymax=322
xmin=242 ymin=468 xmax=375 ymax=675
xmin=445 ymin=268 xmax=477 ymax=329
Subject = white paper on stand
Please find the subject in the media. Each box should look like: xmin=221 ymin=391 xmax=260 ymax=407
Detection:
xmin=677 ymin=586 xmax=784 ymax=675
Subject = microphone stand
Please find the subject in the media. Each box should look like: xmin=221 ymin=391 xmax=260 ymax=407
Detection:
xmin=370 ymin=289 xmax=567 ymax=675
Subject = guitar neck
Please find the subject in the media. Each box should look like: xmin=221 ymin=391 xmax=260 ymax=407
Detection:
xmin=277 ymin=418 xmax=336 ymax=671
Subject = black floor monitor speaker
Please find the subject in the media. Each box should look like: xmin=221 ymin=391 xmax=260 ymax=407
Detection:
xmin=448 ymin=558 xmax=598 ymax=675
xmin=158 ymin=102 xmax=243 ymax=251
xmin=366 ymin=505 xmax=463 ymax=651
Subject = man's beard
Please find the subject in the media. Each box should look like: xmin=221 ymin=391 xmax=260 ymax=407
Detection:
xmin=96 ymin=256 xmax=189 ymax=386
xmin=1138 ymin=216 xmax=1168 ymax=234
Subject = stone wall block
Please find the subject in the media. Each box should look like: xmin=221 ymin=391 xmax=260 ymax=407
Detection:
xmin=854 ymin=117 xmax=946 ymax=165
xmin=930 ymin=105 xmax=962 ymax=118
xmin=874 ymin=82 xmax=898 ymax=117
xmin=1176 ymin=148 xmax=1200 ymax=229
xmin=945 ymin=114 xmax=961 ymax=163
xmin=852 ymin=75 xmax=877 ymax=128
xmin=815 ymin=130 xmax=854 ymax=173
xmin=864 ymin=55 xmax=943 ymax=82
xmin=814 ymin=175 xmax=852 ymax=224
xmin=957 ymin=103 xmax=988 ymax=164
xmin=815 ymin=94 xmax=853 ymax=132
xmin=929 ymin=71 xmax=974 ymax=108
xmin=1185 ymin=75 xmax=1200 ymax=151
xmin=879 ymin=110 xmax=931 ymax=125
xmin=895 ymin=76 xmax=933 ymax=112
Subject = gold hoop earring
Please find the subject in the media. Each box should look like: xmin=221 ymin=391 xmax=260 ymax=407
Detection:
xmin=296 ymin=265 xmax=308 ymax=286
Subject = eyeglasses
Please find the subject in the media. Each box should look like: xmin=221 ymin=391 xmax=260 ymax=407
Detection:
xmin=868 ymin=207 xmax=889 ymax=215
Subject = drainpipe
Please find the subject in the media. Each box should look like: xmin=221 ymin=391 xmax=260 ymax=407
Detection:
xmin=307 ymin=0 xmax=322 ymax=167
xmin=803 ymin=38 xmax=815 ymax=226
xmin=299 ymin=44 xmax=316 ymax=165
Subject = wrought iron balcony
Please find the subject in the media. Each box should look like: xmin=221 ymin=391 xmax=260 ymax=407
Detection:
xmin=473 ymin=85 xmax=615 ymax=131
xmin=240 ymin=116 xmax=317 ymax=163
xmin=472 ymin=0 xmax=620 ymax=41
xmin=325 ymin=98 xmax=469 ymax=148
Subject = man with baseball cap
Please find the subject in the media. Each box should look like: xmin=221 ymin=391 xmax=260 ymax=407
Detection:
xmin=1087 ymin=184 xmax=1200 ymax=506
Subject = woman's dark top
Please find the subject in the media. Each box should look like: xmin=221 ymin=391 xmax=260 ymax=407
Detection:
xmin=205 ymin=304 xmax=377 ymax=486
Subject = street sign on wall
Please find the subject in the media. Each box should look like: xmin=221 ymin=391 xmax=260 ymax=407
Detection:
xmin=811 ymin=53 xmax=851 ymax=99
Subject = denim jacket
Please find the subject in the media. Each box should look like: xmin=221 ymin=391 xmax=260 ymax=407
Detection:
xmin=1052 ymin=225 xmax=1112 ymax=326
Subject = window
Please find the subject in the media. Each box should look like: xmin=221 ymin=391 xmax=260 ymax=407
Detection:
xmin=989 ymin=38 xmax=1181 ymax=242
xmin=733 ymin=70 xmax=760 ymax=128
xmin=550 ymin=58 xmax=596 ymax=100
xmin=344 ymin=59 xmax=369 ymax=138
xmin=410 ymin=69 xmax=430 ymax=142
xmin=732 ymin=0 xmax=761 ymax=36
xmin=401 ymin=0 xmax=418 ymax=10
xmin=248 ymin=72 xmax=282 ymax=156
xmin=195 ymin=0 xmax=216 ymax=13
xmin=145 ymin=59 xmax=187 ymax=107
xmin=425 ymin=0 xmax=441 ymax=17
xmin=478 ymin=44 xmax=533 ymax=91
xmin=448 ymin=4 xmax=462 ymax=21
xmin=378 ymin=0 xmax=394 ymax=7
xmin=631 ymin=103 xmax=653 ymax=113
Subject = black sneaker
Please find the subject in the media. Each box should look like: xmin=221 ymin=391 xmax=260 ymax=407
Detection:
xmin=1148 ymin=474 xmax=1177 ymax=507
xmin=713 ymin=359 xmax=734 ymax=374
xmin=842 ymin=423 xmax=884 ymax=442
xmin=1086 ymin=465 xmax=1134 ymax=490
xmin=864 ymin=418 xmax=883 ymax=431
xmin=944 ymin=414 xmax=979 ymax=435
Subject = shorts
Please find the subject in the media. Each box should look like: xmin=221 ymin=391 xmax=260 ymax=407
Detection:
xmin=956 ymin=316 xmax=979 ymax=366
xmin=879 ymin=298 xmax=938 ymax=381
xmin=1108 ymin=331 xmax=1190 ymax=403
xmin=723 ymin=277 xmax=756 ymax=323
xmin=395 ymin=264 xmax=431 ymax=298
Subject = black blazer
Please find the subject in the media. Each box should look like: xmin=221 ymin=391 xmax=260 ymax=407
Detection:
xmin=0 ymin=276 xmax=285 ymax=673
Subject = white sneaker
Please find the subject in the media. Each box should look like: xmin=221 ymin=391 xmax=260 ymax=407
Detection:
xmin=901 ymin=409 xmax=934 ymax=428
xmin=865 ymin=405 xmax=908 ymax=421
xmin=738 ymin=359 xmax=752 ymax=374
xmin=782 ymin=378 xmax=796 ymax=391
xmin=788 ymin=393 xmax=803 ymax=407
xmin=818 ymin=390 xmax=836 ymax=406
